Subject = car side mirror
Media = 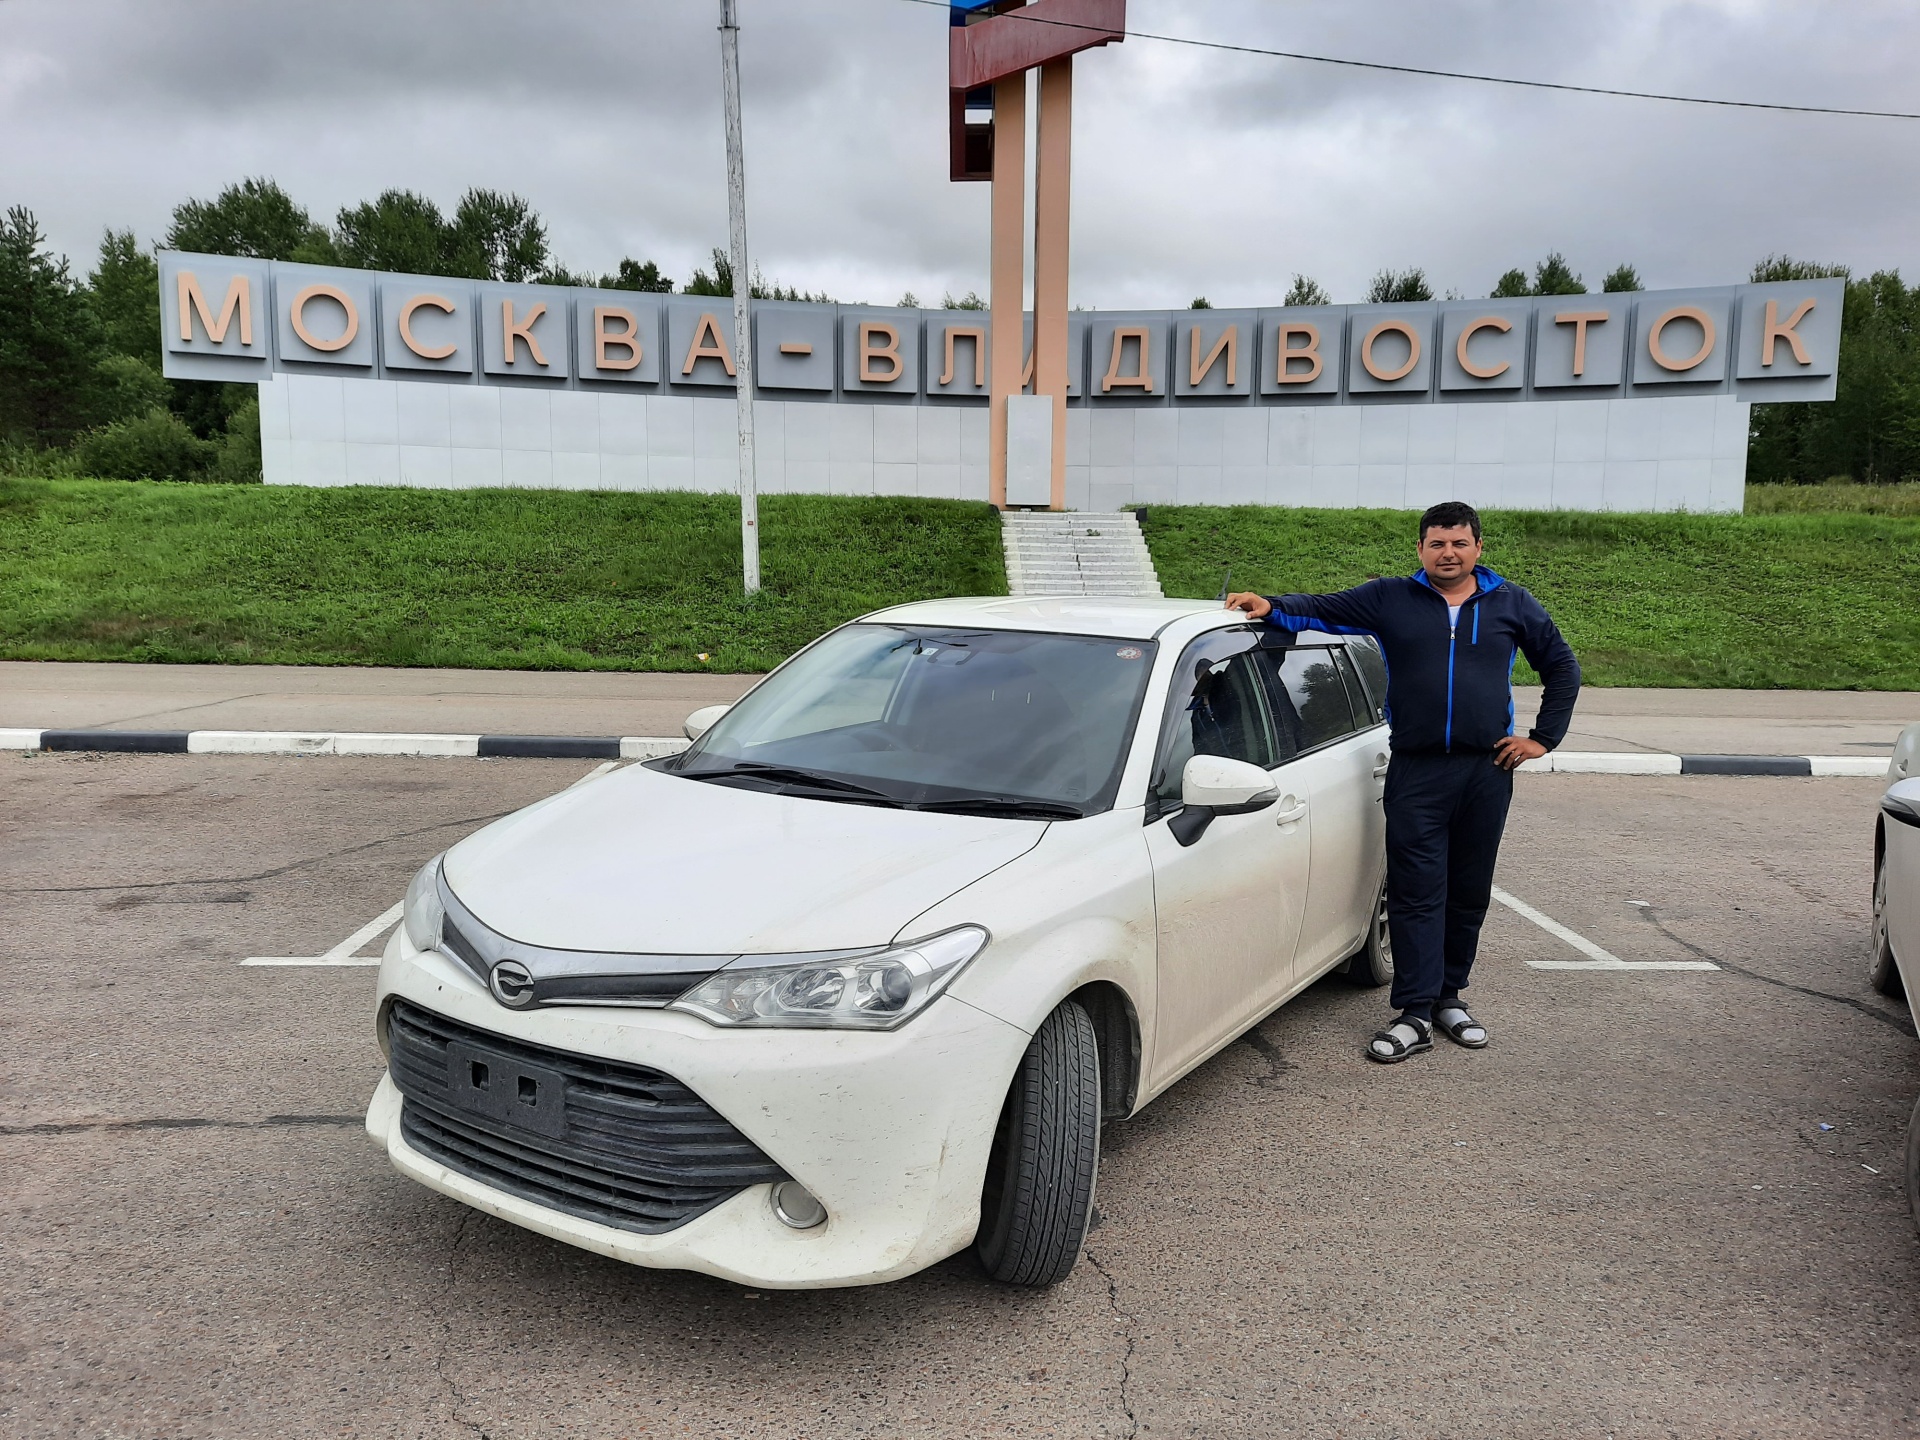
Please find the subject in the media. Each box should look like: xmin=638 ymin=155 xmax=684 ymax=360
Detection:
xmin=1169 ymin=755 xmax=1279 ymax=847
xmin=683 ymin=704 xmax=731 ymax=742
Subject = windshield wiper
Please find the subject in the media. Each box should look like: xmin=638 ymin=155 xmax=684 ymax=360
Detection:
xmin=695 ymin=763 xmax=898 ymax=799
xmin=910 ymin=797 xmax=1086 ymax=820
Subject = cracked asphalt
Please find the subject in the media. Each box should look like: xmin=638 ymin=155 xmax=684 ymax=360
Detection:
xmin=4 ymin=750 xmax=1917 ymax=1439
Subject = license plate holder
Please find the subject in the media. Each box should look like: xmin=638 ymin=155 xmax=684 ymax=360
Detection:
xmin=444 ymin=1040 xmax=568 ymax=1139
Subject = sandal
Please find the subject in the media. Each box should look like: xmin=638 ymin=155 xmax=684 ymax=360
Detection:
xmin=1366 ymin=1015 xmax=1432 ymax=1064
xmin=1434 ymin=1002 xmax=1489 ymax=1049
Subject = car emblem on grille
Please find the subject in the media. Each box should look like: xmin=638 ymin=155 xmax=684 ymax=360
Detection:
xmin=488 ymin=959 xmax=536 ymax=1008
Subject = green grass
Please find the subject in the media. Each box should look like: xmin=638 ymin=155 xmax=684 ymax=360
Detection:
xmin=1137 ymin=505 xmax=1920 ymax=689
xmin=0 ymin=478 xmax=1005 ymax=671
xmin=1746 ymin=481 xmax=1920 ymax=516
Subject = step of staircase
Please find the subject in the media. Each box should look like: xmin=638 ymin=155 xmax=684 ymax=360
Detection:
xmin=1001 ymin=510 xmax=1164 ymax=598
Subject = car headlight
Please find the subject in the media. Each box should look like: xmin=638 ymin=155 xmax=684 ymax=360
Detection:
xmin=670 ymin=926 xmax=988 ymax=1030
xmin=403 ymin=855 xmax=446 ymax=953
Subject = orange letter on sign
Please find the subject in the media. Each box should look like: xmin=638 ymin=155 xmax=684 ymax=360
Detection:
xmin=501 ymin=301 xmax=549 ymax=367
xmin=289 ymin=284 xmax=360 ymax=353
xmin=1554 ymin=311 xmax=1608 ymax=377
xmin=1761 ymin=299 xmax=1815 ymax=367
xmin=1101 ymin=327 xmax=1155 ymax=392
xmin=177 ymin=272 xmax=253 ymax=346
xmin=1454 ymin=316 xmax=1512 ymax=380
xmin=1189 ymin=324 xmax=1239 ymax=388
xmin=399 ymin=295 xmax=457 ymax=360
xmin=1361 ymin=320 xmax=1421 ymax=382
xmin=594 ymin=307 xmax=641 ymax=371
xmin=859 ymin=322 xmax=903 ymax=383
xmin=682 ymin=313 xmax=736 ymax=376
xmin=941 ymin=326 xmax=986 ymax=387
xmin=1274 ymin=323 xmax=1322 ymax=384
xmin=1647 ymin=306 xmax=1715 ymax=372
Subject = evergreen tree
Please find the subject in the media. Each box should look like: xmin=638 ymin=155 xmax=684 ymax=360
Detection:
xmin=0 ymin=207 xmax=104 ymax=446
xmin=1601 ymin=263 xmax=1643 ymax=293
xmin=1489 ymin=268 xmax=1530 ymax=298
xmin=89 ymin=230 xmax=161 ymax=366
xmin=1531 ymin=252 xmax=1586 ymax=295
xmin=166 ymin=177 xmax=333 ymax=262
xmin=1283 ymin=274 xmax=1330 ymax=307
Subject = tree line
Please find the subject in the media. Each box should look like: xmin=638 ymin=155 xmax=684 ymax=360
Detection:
xmin=2 ymin=177 xmax=1915 ymax=484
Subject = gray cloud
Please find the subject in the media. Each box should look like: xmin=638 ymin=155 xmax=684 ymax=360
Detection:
xmin=3 ymin=0 xmax=1916 ymax=309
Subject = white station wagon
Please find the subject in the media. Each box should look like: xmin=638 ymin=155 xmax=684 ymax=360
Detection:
xmin=366 ymin=596 xmax=1391 ymax=1288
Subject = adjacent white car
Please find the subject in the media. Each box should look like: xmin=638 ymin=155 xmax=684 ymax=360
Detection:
xmin=365 ymin=596 xmax=1391 ymax=1288
xmin=1871 ymin=721 xmax=1920 ymax=1228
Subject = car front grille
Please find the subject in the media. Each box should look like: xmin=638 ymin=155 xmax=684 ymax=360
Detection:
xmin=387 ymin=999 xmax=785 ymax=1234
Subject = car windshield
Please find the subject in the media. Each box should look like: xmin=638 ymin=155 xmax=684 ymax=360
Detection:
xmin=673 ymin=624 xmax=1158 ymax=816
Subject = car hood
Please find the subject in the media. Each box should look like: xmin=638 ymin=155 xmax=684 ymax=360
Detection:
xmin=442 ymin=762 xmax=1048 ymax=954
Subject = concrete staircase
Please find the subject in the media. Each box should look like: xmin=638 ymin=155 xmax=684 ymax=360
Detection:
xmin=1001 ymin=511 xmax=1164 ymax=597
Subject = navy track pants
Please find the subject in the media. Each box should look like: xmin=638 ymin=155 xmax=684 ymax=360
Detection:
xmin=1382 ymin=750 xmax=1514 ymax=1022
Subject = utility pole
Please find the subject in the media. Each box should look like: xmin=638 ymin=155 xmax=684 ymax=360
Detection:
xmin=719 ymin=0 xmax=759 ymax=594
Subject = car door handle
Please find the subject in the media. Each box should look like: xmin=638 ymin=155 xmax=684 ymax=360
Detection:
xmin=1371 ymin=758 xmax=1390 ymax=777
xmin=1274 ymin=801 xmax=1308 ymax=825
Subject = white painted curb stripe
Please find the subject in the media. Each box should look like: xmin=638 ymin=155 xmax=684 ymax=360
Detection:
xmin=1 ymin=729 xmax=43 ymax=749
xmin=1806 ymin=755 xmax=1892 ymax=776
xmin=621 ymin=737 xmax=691 ymax=759
xmin=1525 ymin=752 xmax=1684 ymax=775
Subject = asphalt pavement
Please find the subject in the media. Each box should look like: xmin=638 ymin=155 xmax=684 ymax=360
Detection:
xmin=4 ymin=751 xmax=1917 ymax=1439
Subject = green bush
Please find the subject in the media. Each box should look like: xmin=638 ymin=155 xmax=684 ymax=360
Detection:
xmin=92 ymin=353 xmax=170 ymax=425
xmin=74 ymin=408 xmax=215 ymax=481
xmin=206 ymin=396 xmax=263 ymax=484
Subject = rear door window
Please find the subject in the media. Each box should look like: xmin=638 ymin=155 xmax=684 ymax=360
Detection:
xmin=1265 ymin=646 xmax=1364 ymax=752
xmin=1346 ymin=638 xmax=1389 ymax=725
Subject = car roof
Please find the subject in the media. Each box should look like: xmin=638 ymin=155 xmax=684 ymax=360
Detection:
xmin=860 ymin=594 xmax=1229 ymax=641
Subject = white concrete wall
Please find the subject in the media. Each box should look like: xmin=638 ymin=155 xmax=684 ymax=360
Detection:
xmin=259 ymin=374 xmax=1748 ymax=512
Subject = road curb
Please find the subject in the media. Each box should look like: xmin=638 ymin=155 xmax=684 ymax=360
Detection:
xmin=2 ymin=729 xmax=689 ymax=760
xmin=0 ymin=729 xmax=1892 ymax=775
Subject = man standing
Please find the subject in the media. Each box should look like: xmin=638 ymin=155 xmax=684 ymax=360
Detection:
xmin=1225 ymin=501 xmax=1580 ymax=1063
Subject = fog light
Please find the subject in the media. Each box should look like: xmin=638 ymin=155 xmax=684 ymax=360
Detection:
xmin=770 ymin=1181 xmax=826 ymax=1230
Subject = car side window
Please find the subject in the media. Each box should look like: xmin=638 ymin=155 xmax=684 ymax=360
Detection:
xmin=1346 ymin=638 xmax=1389 ymax=724
xmin=1151 ymin=631 xmax=1282 ymax=810
xmin=1267 ymin=646 xmax=1362 ymax=752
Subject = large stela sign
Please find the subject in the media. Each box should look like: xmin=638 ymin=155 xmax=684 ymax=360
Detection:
xmin=159 ymin=251 xmax=1841 ymax=408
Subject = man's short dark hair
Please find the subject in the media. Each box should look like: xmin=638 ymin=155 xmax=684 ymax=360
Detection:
xmin=1419 ymin=501 xmax=1482 ymax=542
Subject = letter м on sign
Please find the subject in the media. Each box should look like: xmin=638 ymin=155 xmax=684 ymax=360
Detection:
xmin=158 ymin=252 xmax=269 ymax=379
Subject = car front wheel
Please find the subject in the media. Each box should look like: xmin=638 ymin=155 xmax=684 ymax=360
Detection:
xmin=1871 ymin=850 xmax=1903 ymax=998
xmin=975 ymin=999 xmax=1101 ymax=1287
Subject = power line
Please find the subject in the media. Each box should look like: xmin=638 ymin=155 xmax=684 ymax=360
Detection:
xmin=919 ymin=0 xmax=1920 ymax=121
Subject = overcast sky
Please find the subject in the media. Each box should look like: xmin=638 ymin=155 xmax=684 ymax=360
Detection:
xmin=3 ymin=0 xmax=1917 ymax=309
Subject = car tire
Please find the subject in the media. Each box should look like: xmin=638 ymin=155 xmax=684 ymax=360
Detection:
xmin=1871 ymin=850 xmax=1903 ymax=998
xmin=975 ymin=999 xmax=1101 ymax=1288
xmin=1908 ymin=1091 xmax=1920 ymax=1239
xmin=1344 ymin=879 xmax=1393 ymax=988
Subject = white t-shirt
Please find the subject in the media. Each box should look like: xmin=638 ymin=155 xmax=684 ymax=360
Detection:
xmin=1448 ymin=603 xmax=1462 ymax=631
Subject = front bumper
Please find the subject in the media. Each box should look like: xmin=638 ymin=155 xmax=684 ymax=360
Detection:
xmin=368 ymin=927 xmax=1032 ymax=1288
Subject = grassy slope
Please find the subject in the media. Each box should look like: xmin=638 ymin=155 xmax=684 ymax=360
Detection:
xmin=1746 ymin=482 xmax=1920 ymax=516
xmin=1138 ymin=505 xmax=1920 ymax=689
xmin=0 ymin=479 xmax=1005 ymax=672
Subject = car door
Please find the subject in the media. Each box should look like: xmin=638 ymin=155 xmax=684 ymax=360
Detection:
xmin=1259 ymin=641 xmax=1390 ymax=983
xmin=1144 ymin=628 xmax=1310 ymax=1088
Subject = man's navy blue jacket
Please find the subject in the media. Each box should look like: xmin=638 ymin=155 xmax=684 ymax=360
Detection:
xmin=1263 ymin=567 xmax=1581 ymax=754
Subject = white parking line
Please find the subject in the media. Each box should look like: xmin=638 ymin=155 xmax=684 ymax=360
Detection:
xmin=243 ymin=903 xmax=402 ymax=967
xmin=1491 ymin=886 xmax=1719 ymax=971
